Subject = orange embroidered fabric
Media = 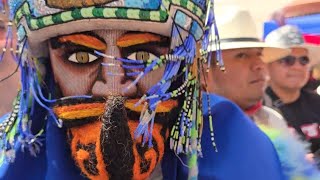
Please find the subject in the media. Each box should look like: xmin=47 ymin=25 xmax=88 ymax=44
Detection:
xmin=117 ymin=33 xmax=166 ymax=47
xmin=54 ymin=99 xmax=178 ymax=121
xmin=69 ymin=121 xmax=109 ymax=179
xmin=58 ymin=34 xmax=107 ymax=51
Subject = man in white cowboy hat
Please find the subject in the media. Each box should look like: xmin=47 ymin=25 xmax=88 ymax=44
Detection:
xmin=203 ymin=6 xmax=288 ymax=115
xmin=204 ymin=6 xmax=289 ymax=110
xmin=202 ymin=7 xmax=320 ymax=179
xmin=264 ymin=25 xmax=320 ymax=160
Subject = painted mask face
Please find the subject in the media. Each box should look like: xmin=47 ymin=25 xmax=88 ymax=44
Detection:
xmin=49 ymin=30 xmax=168 ymax=97
xmin=49 ymin=30 xmax=179 ymax=179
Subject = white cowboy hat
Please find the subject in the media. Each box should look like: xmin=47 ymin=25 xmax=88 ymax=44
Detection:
xmin=265 ymin=24 xmax=320 ymax=66
xmin=208 ymin=7 xmax=290 ymax=63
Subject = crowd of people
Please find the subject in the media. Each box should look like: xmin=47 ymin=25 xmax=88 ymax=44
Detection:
xmin=0 ymin=0 xmax=320 ymax=179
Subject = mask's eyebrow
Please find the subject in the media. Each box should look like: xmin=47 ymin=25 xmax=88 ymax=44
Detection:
xmin=58 ymin=34 xmax=107 ymax=51
xmin=117 ymin=33 xmax=167 ymax=48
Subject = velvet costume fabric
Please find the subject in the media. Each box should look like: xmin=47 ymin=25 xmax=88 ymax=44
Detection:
xmin=0 ymin=93 xmax=285 ymax=179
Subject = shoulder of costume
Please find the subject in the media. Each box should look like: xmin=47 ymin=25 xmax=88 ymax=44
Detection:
xmin=201 ymin=91 xmax=243 ymax=115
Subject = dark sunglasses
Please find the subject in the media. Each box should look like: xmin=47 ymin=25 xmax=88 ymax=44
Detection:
xmin=279 ymin=55 xmax=310 ymax=66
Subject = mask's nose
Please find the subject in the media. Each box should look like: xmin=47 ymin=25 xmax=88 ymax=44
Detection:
xmin=92 ymin=30 xmax=137 ymax=97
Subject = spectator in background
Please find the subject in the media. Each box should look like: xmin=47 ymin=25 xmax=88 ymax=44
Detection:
xmin=0 ymin=11 xmax=19 ymax=116
xmin=264 ymin=25 xmax=320 ymax=159
xmin=203 ymin=8 xmax=320 ymax=178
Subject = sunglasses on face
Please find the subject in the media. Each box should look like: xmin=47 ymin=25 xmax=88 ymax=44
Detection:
xmin=279 ymin=55 xmax=310 ymax=66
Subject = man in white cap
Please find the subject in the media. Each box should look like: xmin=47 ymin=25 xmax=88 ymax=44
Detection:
xmin=265 ymin=25 xmax=320 ymax=160
xmin=202 ymin=8 xmax=320 ymax=178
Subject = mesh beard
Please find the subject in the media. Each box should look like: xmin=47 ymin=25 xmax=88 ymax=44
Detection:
xmin=100 ymin=96 xmax=134 ymax=180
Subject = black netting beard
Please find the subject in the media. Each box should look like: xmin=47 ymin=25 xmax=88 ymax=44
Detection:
xmin=99 ymin=96 xmax=180 ymax=180
xmin=100 ymin=96 xmax=134 ymax=180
